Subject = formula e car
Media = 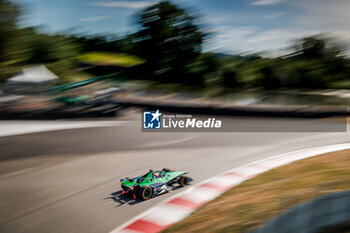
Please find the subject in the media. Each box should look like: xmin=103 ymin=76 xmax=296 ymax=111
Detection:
xmin=120 ymin=168 xmax=193 ymax=200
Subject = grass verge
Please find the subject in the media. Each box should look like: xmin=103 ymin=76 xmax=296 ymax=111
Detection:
xmin=163 ymin=149 xmax=350 ymax=233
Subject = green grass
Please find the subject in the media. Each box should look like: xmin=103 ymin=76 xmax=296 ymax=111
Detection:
xmin=329 ymin=80 xmax=350 ymax=89
xmin=163 ymin=149 xmax=350 ymax=233
xmin=77 ymin=51 xmax=145 ymax=67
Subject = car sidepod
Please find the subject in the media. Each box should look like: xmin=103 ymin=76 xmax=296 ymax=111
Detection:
xmin=150 ymin=182 xmax=168 ymax=196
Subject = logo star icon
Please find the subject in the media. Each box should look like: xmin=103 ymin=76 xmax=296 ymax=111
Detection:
xmin=151 ymin=109 xmax=161 ymax=122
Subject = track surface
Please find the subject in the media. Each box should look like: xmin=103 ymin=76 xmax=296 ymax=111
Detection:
xmin=0 ymin=112 xmax=349 ymax=233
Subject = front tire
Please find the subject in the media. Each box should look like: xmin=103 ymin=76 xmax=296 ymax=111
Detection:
xmin=139 ymin=186 xmax=153 ymax=200
xmin=179 ymin=176 xmax=189 ymax=187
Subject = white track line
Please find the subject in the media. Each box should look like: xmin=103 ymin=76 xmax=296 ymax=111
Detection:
xmin=110 ymin=143 xmax=350 ymax=233
xmin=0 ymin=121 xmax=128 ymax=137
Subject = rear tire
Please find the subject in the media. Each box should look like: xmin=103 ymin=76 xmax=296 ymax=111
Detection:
xmin=179 ymin=176 xmax=189 ymax=187
xmin=139 ymin=186 xmax=153 ymax=200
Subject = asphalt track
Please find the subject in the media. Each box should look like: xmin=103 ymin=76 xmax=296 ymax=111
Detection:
xmin=0 ymin=112 xmax=349 ymax=233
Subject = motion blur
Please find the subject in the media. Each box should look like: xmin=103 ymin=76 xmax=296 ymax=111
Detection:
xmin=1 ymin=0 xmax=350 ymax=113
xmin=0 ymin=0 xmax=350 ymax=233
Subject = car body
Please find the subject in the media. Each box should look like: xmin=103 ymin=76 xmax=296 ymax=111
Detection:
xmin=120 ymin=168 xmax=193 ymax=200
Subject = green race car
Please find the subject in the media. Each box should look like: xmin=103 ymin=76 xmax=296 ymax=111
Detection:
xmin=120 ymin=168 xmax=193 ymax=200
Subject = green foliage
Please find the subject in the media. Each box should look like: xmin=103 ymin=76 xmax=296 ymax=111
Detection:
xmin=0 ymin=0 xmax=20 ymax=63
xmin=280 ymin=36 xmax=350 ymax=89
xmin=209 ymin=36 xmax=350 ymax=90
xmin=69 ymin=34 xmax=139 ymax=55
xmin=0 ymin=0 xmax=81 ymax=82
xmin=135 ymin=1 xmax=204 ymax=83
xmin=186 ymin=53 xmax=219 ymax=86
xmin=22 ymin=31 xmax=80 ymax=79
xmin=301 ymin=37 xmax=326 ymax=58
xmin=0 ymin=0 xmax=350 ymax=90
xmin=77 ymin=51 xmax=144 ymax=67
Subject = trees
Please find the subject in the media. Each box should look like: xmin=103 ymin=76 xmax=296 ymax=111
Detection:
xmin=0 ymin=0 xmax=22 ymax=81
xmin=0 ymin=1 xmax=80 ymax=82
xmin=301 ymin=37 xmax=326 ymax=59
xmin=287 ymin=36 xmax=350 ymax=88
xmin=0 ymin=0 xmax=20 ymax=62
xmin=135 ymin=1 xmax=204 ymax=83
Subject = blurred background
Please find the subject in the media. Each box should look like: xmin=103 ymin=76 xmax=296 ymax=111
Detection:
xmin=1 ymin=1 xmax=350 ymax=233
xmin=1 ymin=0 xmax=350 ymax=114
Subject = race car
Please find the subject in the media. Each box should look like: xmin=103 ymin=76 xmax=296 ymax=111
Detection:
xmin=120 ymin=168 xmax=193 ymax=200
